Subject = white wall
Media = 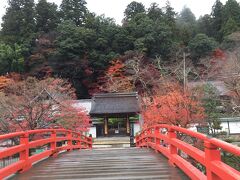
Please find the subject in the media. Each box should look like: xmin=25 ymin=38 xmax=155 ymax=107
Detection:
xmin=89 ymin=126 xmax=96 ymax=138
xmin=134 ymin=123 xmax=140 ymax=136
xmin=220 ymin=121 xmax=240 ymax=134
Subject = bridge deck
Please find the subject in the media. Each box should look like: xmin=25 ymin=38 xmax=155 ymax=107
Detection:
xmin=12 ymin=148 xmax=188 ymax=180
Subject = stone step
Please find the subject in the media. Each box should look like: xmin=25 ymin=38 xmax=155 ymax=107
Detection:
xmin=93 ymin=144 xmax=130 ymax=148
xmin=93 ymin=136 xmax=130 ymax=142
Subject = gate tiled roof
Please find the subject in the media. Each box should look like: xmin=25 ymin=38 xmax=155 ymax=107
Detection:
xmin=89 ymin=92 xmax=140 ymax=117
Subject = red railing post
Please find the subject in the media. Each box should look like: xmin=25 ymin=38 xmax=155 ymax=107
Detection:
xmin=168 ymin=127 xmax=177 ymax=166
xmin=19 ymin=132 xmax=31 ymax=173
xmin=67 ymin=131 xmax=73 ymax=151
xmin=154 ymin=126 xmax=160 ymax=152
xmin=204 ymin=140 xmax=221 ymax=180
xmin=77 ymin=134 xmax=82 ymax=150
xmin=50 ymin=130 xmax=58 ymax=157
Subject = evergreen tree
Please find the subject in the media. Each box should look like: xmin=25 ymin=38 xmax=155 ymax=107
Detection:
xmin=177 ymin=6 xmax=197 ymax=45
xmin=189 ymin=33 xmax=217 ymax=62
xmin=147 ymin=3 xmax=163 ymax=21
xmin=60 ymin=0 xmax=88 ymax=26
xmin=163 ymin=1 xmax=177 ymax=29
xmin=1 ymin=0 xmax=36 ymax=45
xmin=126 ymin=13 xmax=174 ymax=58
xmin=0 ymin=43 xmax=25 ymax=74
xmin=36 ymin=0 xmax=60 ymax=33
xmin=197 ymin=15 xmax=212 ymax=37
xmin=221 ymin=17 xmax=239 ymax=36
xmin=177 ymin=6 xmax=196 ymax=25
xmin=124 ymin=1 xmax=145 ymax=22
xmin=211 ymin=0 xmax=224 ymax=41
xmin=202 ymin=84 xmax=222 ymax=135
xmin=223 ymin=0 xmax=240 ymax=25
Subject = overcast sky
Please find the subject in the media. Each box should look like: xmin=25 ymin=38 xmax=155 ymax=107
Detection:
xmin=0 ymin=0 xmax=229 ymax=25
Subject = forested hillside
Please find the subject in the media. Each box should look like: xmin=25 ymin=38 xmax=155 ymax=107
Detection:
xmin=0 ymin=0 xmax=240 ymax=98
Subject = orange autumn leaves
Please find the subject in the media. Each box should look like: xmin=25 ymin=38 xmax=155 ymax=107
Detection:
xmin=142 ymin=90 xmax=205 ymax=128
xmin=0 ymin=76 xmax=13 ymax=90
xmin=0 ymin=73 xmax=22 ymax=91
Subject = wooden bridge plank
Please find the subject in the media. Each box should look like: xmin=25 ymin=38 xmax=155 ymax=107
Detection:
xmin=12 ymin=148 xmax=189 ymax=180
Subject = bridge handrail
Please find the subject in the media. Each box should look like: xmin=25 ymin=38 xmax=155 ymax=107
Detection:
xmin=135 ymin=124 xmax=240 ymax=180
xmin=0 ymin=129 xmax=92 ymax=179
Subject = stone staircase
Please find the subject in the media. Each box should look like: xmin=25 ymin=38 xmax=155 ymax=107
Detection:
xmin=93 ymin=136 xmax=131 ymax=148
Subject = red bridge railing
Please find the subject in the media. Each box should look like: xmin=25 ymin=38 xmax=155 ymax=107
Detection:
xmin=0 ymin=129 xmax=92 ymax=179
xmin=135 ymin=124 xmax=240 ymax=180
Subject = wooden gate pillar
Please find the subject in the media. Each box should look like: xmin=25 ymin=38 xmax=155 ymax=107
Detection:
xmin=126 ymin=115 xmax=130 ymax=135
xmin=104 ymin=117 xmax=108 ymax=136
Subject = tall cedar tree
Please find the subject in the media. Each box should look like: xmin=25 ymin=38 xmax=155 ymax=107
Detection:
xmin=177 ymin=6 xmax=197 ymax=45
xmin=36 ymin=0 xmax=60 ymax=33
xmin=147 ymin=3 xmax=163 ymax=21
xmin=222 ymin=0 xmax=240 ymax=25
xmin=211 ymin=0 xmax=224 ymax=41
xmin=1 ymin=0 xmax=35 ymax=45
xmin=60 ymin=0 xmax=88 ymax=26
xmin=124 ymin=1 xmax=145 ymax=22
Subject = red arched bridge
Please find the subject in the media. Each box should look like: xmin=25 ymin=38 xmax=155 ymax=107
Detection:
xmin=0 ymin=125 xmax=240 ymax=179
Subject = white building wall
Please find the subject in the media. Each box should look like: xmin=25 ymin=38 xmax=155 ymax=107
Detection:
xmin=89 ymin=126 xmax=96 ymax=138
xmin=134 ymin=123 xmax=141 ymax=136
xmin=229 ymin=122 xmax=240 ymax=134
xmin=220 ymin=122 xmax=229 ymax=134
xmin=220 ymin=121 xmax=240 ymax=134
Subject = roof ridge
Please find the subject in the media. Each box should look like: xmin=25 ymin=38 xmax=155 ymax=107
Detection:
xmin=93 ymin=92 xmax=138 ymax=98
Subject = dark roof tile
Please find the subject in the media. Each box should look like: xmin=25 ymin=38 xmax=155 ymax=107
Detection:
xmin=90 ymin=92 xmax=140 ymax=116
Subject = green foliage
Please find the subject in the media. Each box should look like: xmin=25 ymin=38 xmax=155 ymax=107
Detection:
xmin=36 ymin=0 xmax=60 ymax=33
xmin=221 ymin=31 xmax=240 ymax=49
xmin=147 ymin=3 xmax=163 ymax=21
xmin=1 ymin=0 xmax=36 ymax=45
xmin=178 ymin=6 xmax=196 ymax=25
xmin=126 ymin=13 xmax=174 ymax=58
xmin=197 ymin=15 xmax=212 ymax=37
xmin=60 ymin=0 xmax=88 ymax=26
xmin=211 ymin=0 xmax=224 ymax=41
xmin=222 ymin=0 xmax=240 ymax=25
xmin=222 ymin=151 xmax=240 ymax=171
xmin=218 ymin=0 xmax=240 ymax=41
xmin=163 ymin=1 xmax=177 ymax=29
xmin=56 ymin=15 xmax=122 ymax=67
xmin=202 ymin=84 xmax=222 ymax=135
xmin=177 ymin=6 xmax=197 ymax=45
xmin=124 ymin=1 xmax=145 ymax=22
xmin=188 ymin=34 xmax=217 ymax=61
xmin=0 ymin=43 xmax=25 ymax=74
xmin=221 ymin=17 xmax=239 ymax=36
xmin=56 ymin=20 xmax=96 ymax=58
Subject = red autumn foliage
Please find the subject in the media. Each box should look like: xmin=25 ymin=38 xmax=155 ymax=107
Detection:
xmin=100 ymin=60 xmax=133 ymax=92
xmin=0 ymin=77 xmax=90 ymax=134
xmin=142 ymin=89 xmax=205 ymax=128
xmin=107 ymin=60 xmax=125 ymax=76
xmin=212 ymin=48 xmax=225 ymax=59
xmin=49 ymin=101 xmax=90 ymax=132
xmin=0 ymin=76 xmax=12 ymax=90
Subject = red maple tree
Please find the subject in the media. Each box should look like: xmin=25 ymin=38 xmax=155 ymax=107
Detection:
xmin=0 ymin=77 xmax=90 ymax=134
xmin=99 ymin=60 xmax=133 ymax=93
xmin=142 ymin=88 xmax=205 ymax=128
